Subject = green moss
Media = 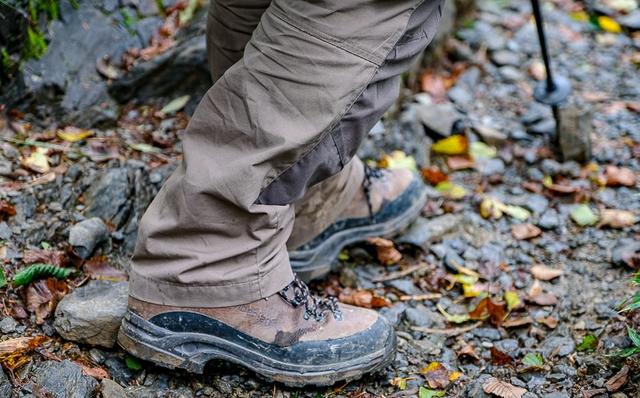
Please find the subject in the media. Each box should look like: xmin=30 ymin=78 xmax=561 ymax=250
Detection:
xmin=23 ymin=25 xmax=48 ymax=59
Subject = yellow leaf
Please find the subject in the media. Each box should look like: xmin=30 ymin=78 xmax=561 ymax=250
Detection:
xmin=598 ymin=16 xmax=622 ymax=33
xmin=504 ymin=291 xmax=521 ymax=311
xmin=432 ymin=135 xmax=468 ymax=155
xmin=463 ymin=283 xmax=482 ymax=298
xmin=435 ymin=181 xmax=467 ymax=200
xmin=57 ymin=126 xmax=93 ymax=142
xmin=570 ymin=11 xmax=589 ymax=22
xmin=448 ymin=371 xmax=463 ymax=382
xmin=437 ymin=304 xmax=470 ymax=324
xmin=23 ymin=147 xmax=50 ymax=173
xmin=378 ymin=150 xmax=417 ymax=171
xmin=480 ymin=197 xmax=504 ymax=219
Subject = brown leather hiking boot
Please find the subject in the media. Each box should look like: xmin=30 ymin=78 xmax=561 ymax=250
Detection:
xmin=118 ymin=277 xmax=396 ymax=387
xmin=290 ymin=165 xmax=426 ymax=280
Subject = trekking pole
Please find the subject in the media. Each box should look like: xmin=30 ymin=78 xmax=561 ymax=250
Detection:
xmin=529 ymin=0 xmax=591 ymax=161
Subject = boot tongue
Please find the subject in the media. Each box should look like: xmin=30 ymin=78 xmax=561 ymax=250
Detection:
xmin=278 ymin=277 xmax=342 ymax=321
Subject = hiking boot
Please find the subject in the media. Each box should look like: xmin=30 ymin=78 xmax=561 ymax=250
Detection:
xmin=118 ymin=277 xmax=396 ymax=387
xmin=290 ymin=165 xmax=426 ymax=280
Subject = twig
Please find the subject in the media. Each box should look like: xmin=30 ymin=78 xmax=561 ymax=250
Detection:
xmin=399 ymin=293 xmax=442 ymax=301
xmin=373 ymin=262 xmax=431 ymax=282
xmin=411 ymin=321 xmax=483 ymax=336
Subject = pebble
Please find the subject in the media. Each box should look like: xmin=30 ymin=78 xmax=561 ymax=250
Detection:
xmin=0 ymin=368 xmax=11 ymax=398
xmin=542 ymin=336 xmax=575 ymax=358
xmin=538 ymin=209 xmax=561 ymax=230
xmin=473 ymin=328 xmax=502 ymax=341
xmin=31 ymin=360 xmax=98 ymax=398
xmin=491 ymin=50 xmax=521 ymax=66
xmin=101 ymin=379 xmax=127 ymax=398
xmin=54 ymin=280 xmax=129 ymax=348
xmin=68 ymin=217 xmax=109 ymax=259
xmin=404 ymin=304 xmax=443 ymax=328
xmin=0 ymin=222 xmax=11 ymax=241
xmin=499 ymin=66 xmax=524 ymax=82
xmin=0 ymin=317 xmax=18 ymax=334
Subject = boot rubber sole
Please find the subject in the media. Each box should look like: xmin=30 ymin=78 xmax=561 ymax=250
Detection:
xmin=117 ymin=311 xmax=396 ymax=387
xmin=290 ymin=181 xmax=427 ymax=281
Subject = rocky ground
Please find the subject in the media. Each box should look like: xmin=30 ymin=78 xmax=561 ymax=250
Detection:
xmin=1 ymin=0 xmax=640 ymax=397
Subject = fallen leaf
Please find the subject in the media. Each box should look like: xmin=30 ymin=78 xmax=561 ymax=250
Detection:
xmin=576 ymin=334 xmax=598 ymax=352
xmin=129 ymin=143 xmax=161 ymax=153
xmin=419 ymin=386 xmax=445 ymax=398
xmin=480 ymin=197 xmax=504 ymax=219
xmin=421 ymin=166 xmax=449 ymax=185
xmin=75 ymin=361 xmax=110 ymax=380
xmin=491 ymin=347 xmax=514 ymax=366
xmin=0 ymin=200 xmax=16 ymax=220
xmin=526 ymin=280 xmax=558 ymax=306
xmin=502 ymin=316 xmax=533 ymax=328
xmin=83 ymin=256 xmax=128 ymax=281
xmin=605 ymin=165 xmax=636 ymax=187
xmin=432 ymin=135 xmax=468 ymax=155
xmin=82 ymin=139 xmax=121 ymax=162
xmin=598 ymin=16 xmax=622 ymax=33
xmin=504 ymin=291 xmax=521 ymax=311
xmin=367 ymin=237 xmax=402 ymax=265
xmin=537 ymin=316 xmax=558 ymax=329
xmin=447 ymin=155 xmax=475 ymax=170
xmin=571 ymin=204 xmax=599 ymax=227
xmin=482 ymin=377 xmax=528 ymax=398
xmin=390 ymin=376 xmax=412 ymax=390
xmin=470 ymin=141 xmax=497 ymax=161
xmin=23 ymin=278 xmax=69 ymax=324
xmin=521 ymin=352 xmax=545 ymax=370
xmin=582 ymin=388 xmax=608 ymax=398
xmin=531 ymin=264 xmax=563 ymax=281
xmin=125 ymin=356 xmax=143 ymax=371
xmin=338 ymin=289 xmax=390 ymax=309
xmin=419 ymin=362 xmax=453 ymax=389
xmin=605 ymin=365 xmax=629 ymax=392
xmin=22 ymin=147 xmax=50 ymax=173
xmin=435 ymin=181 xmax=467 ymax=199
xmin=457 ymin=343 xmax=480 ymax=361
xmin=0 ymin=268 xmax=6 ymax=289
xmin=160 ymin=95 xmax=190 ymax=114
xmin=503 ymin=205 xmax=531 ymax=221
xmin=543 ymin=176 xmax=580 ymax=194
xmin=57 ymin=126 xmax=93 ymax=142
xmin=512 ymin=223 xmax=541 ymax=240
xmin=378 ymin=150 xmax=418 ymax=171
xmin=0 ymin=335 xmax=47 ymax=370
xmin=597 ymin=209 xmax=637 ymax=229
xmin=437 ymin=304 xmax=470 ymax=324
xmin=420 ymin=71 xmax=448 ymax=99
xmin=469 ymin=297 xmax=506 ymax=326
xmin=23 ymin=248 xmax=67 ymax=267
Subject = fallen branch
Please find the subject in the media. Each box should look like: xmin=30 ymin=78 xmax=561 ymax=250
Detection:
xmin=411 ymin=321 xmax=483 ymax=336
xmin=399 ymin=293 xmax=442 ymax=301
xmin=372 ymin=262 xmax=431 ymax=282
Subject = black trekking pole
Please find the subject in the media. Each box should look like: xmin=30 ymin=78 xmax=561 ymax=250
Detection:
xmin=529 ymin=0 xmax=591 ymax=161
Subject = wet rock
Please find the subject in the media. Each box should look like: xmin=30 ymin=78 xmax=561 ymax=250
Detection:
xmin=473 ymin=328 xmax=502 ymax=341
xmin=84 ymin=168 xmax=131 ymax=227
xmin=404 ymin=304 xmax=444 ymax=328
xmin=32 ymin=360 xmax=98 ymax=398
xmin=385 ymin=279 xmax=422 ymax=295
xmin=499 ymin=66 xmax=525 ymax=82
xmin=491 ymin=50 xmax=521 ymax=66
xmin=0 ymin=368 xmax=10 ymax=398
xmin=0 ymin=317 xmax=18 ymax=334
xmin=538 ymin=209 xmax=561 ymax=230
xmin=415 ymin=100 xmax=463 ymax=137
xmin=380 ymin=303 xmax=407 ymax=327
xmin=54 ymin=280 xmax=128 ymax=348
xmin=477 ymin=158 xmax=506 ymax=176
xmin=448 ymin=85 xmax=474 ymax=108
xmin=68 ymin=217 xmax=109 ymax=259
xmin=0 ymin=222 xmax=11 ymax=241
xmin=399 ymin=214 xmax=462 ymax=250
xmin=495 ymin=339 xmax=519 ymax=352
xmin=542 ymin=336 xmax=575 ymax=358
xmin=618 ymin=10 xmax=640 ymax=30
xmin=101 ymin=379 xmax=127 ymax=398
xmin=104 ymin=357 xmax=135 ymax=385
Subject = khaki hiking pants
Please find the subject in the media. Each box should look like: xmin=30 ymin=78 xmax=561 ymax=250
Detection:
xmin=130 ymin=0 xmax=445 ymax=307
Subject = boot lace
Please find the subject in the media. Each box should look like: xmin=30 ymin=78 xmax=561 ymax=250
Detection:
xmin=363 ymin=165 xmax=385 ymax=219
xmin=278 ymin=277 xmax=342 ymax=321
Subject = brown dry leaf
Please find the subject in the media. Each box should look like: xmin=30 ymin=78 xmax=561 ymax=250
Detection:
xmin=604 ymin=165 xmax=637 ymax=187
xmin=490 ymin=347 xmax=514 ymax=366
xmin=537 ymin=316 xmax=558 ymax=329
xmin=531 ymin=264 xmax=563 ymax=281
xmin=82 ymin=139 xmax=121 ymax=163
xmin=582 ymin=389 xmax=608 ymax=398
xmin=527 ymin=280 xmax=558 ymax=306
xmin=457 ymin=342 xmax=480 ymax=361
xmin=24 ymin=278 xmax=69 ymax=324
xmin=421 ymin=166 xmax=449 ymax=185
xmin=447 ymin=155 xmax=475 ymax=171
xmin=75 ymin=360 xmax=110 ymax=380
xmin=605 ymin=365 xmax=629 ymax=392
xmin=597 ymin=209 xmax=637 ymax=229
xmin=0 ymin=200 xmax=16 ymax=221
xmin=420 ymin=71 xmax=448 ymax=99
xmin=83 ymin=256 xmax=128 ymax=281
xmin=545 ymin=181 xmax=579 ymax=194
xmin=469 ymin=297 xmax=506 ymax=326
xmin=419 ymin=362 xmax=452 ymax=389
xmin=482 ymin=377 xmax=528 ymax=398
xmin=367 ymin=237 xmax=402 ymax=265
xmin=503 ymin=316 xmax=534 ymax=328
xmin=512 ymin=224 xmax=542 ymax=240
xmin=338 ymin=289 xmax=390 ymax=309
xmin=23 ymin=248 xmax=67 ymax=267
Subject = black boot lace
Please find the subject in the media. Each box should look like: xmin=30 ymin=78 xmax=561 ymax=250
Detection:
xmin=278 ymin=277 xmax=342 ymax=321
xmin=363 ymin=165 xmax=385 ymax=219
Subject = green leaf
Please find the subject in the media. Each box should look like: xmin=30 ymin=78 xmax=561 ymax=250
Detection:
xmin=470 ymin=141 xmax=497 ymax=161
xmin=437 ymin=304 xmax=470 ymax=324
xmin=628 ymin=327 xmax=640 ymax=347
xmin=125 ymin=356 xmax=143 ymax=370
xmin=576 ymin=334 xmax=598 ymax=352
xmin=40 ymin=241 xmax=52 ymax=250
xmin=503 ymin=205 xmax=531 ymax=221
xmin=0 ymin=267 xmax=6 ymax=289
xmin=570 ymin=204 xmax=598 ymax=227
xmin=12 ymin=263 xmax=75 ymax=286
xmin=129 ymin=143 xmax=161 ymax=153
xmin=521 ymin=352 xmax=544 ymax=368
xmin=419 ymin=386 xmax=445 ymax=398
xmin=633 ymin=272 xmax=640 ymax=285
xmin=620 ymin=292 xmax=640 ymax=312
xmin=615 ymin=346 xmax=640 ymax=358
xmin=161 ymin=95 xmax=190 ymax=114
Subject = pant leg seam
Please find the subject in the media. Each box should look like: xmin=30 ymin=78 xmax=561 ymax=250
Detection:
xmin=131 ymin=264 xmax=282 ymax=288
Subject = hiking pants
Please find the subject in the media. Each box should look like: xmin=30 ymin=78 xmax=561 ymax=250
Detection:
xmin=129 ymin=0 xmax=445 ymax=307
